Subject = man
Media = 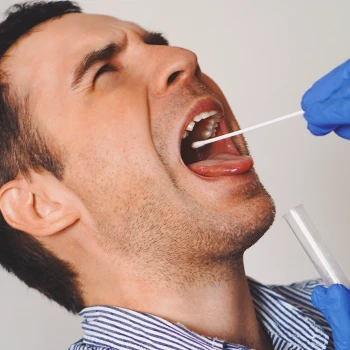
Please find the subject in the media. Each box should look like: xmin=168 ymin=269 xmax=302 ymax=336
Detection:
xmin=0 ymin=1 xmax=348 ymax=349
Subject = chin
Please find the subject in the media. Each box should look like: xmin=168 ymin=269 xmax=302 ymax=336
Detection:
xmin=201 ymin=179 xmax=276 ymax=259
xmin=239 ymin=188 xmax=276 ymax=252
xmin=236 ymin=185 xmax=275 ymax=254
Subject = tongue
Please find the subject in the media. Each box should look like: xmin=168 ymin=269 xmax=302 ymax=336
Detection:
xmin=188 ymin=153 xmax=253 ymax=177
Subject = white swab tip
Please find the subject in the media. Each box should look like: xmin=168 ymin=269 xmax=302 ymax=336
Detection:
xmin=192 ymin=141 xmax=205 ymax=149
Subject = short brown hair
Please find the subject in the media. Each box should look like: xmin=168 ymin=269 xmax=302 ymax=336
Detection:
xmin=0 ymin=1 xmax=84 ymax=313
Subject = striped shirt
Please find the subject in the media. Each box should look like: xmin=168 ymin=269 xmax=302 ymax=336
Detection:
xmin=69 ymin=278 xmax=334 ymax=350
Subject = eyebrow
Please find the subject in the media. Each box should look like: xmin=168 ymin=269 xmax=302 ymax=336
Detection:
xmin=70 ymin=32 xmax=169 ymax=90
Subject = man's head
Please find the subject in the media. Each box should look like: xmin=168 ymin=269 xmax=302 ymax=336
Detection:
xmin=0 ymin=1 xmax=275 ymax=313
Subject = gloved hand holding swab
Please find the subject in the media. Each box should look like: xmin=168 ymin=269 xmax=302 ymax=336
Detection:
xmin=191 ymin=110 xmax=304 ymax=149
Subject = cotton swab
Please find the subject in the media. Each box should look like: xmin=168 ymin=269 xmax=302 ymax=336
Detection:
xmin=191 ymin=110 xmax=304 ymax=149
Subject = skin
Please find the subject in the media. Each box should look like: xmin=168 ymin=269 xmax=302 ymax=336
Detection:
xmin=0 ymin=13 xmax=275 ymax=349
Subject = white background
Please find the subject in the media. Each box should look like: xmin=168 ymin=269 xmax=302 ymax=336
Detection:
xmin=0 ymin=1 xmax=349 ymax=349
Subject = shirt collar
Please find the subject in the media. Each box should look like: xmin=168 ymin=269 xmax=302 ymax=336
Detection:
xmin=78 ymin=278 xmax=329 ymax=350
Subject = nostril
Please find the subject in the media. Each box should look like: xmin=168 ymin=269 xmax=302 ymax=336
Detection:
xmin=167 ymin=71 xmax=181 ymax=85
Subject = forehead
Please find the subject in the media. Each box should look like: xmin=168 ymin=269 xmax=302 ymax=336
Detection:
xmin=3 ymin=13 xmax=145 ymax=95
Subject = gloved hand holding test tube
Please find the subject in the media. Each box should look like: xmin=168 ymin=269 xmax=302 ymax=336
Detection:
xmin=284 ymin=205 xmax=350 ymax=350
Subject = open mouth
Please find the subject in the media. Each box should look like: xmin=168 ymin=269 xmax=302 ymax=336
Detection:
xmin=180 ymin=109 xmax=254 ymax=177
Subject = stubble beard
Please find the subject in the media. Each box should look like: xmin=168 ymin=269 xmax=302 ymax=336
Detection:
xmin=92 ymin=172 xmax=275 ymax=289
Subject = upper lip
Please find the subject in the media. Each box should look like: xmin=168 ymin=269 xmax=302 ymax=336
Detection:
xmin=179 ymin=96 xmax=225 ymax=142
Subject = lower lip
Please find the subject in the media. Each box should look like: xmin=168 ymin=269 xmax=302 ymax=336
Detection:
xmin=188 ymin=167 xmax=257 ymax=184
xmin=187 ymin=153 xmax=254 ymax=176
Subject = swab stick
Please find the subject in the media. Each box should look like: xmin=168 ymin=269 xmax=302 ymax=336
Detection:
xmin=191 ymin=110 xmax=304 ymax=149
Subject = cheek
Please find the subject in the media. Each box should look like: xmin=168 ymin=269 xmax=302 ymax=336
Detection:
xmin=64 ymin=103 xmax=169 ymax=202
xmin=65 ymin=130 xmax=179 ymax=236
xmin=58 ymin=85 xmax=181 ymax=220
xmin=55 ymin=86 xmax=147 ymax=150
xmin=69 ymin=115 xmax=153 ymax=177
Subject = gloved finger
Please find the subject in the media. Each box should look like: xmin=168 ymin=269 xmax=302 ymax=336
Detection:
xmin=307 ymin=122 xmax=333 ymax=136
xmin=327 ymin=284 xmax=350 ymax=311
xmin=324 ymin=285 xmax=350 ymax=350
xmin=302 ymin=59 xmax=350 ymax=108
xmin=312 ymin=285 xmax=350 ymax=350
xmin=334 ymin=125 xmax=350 ymax=139
xmin=304 ymin=80 xmax=350 ymax=119
xmin=311 ymin=285 xmax=328 ymax=312
xmin=329 ymin=80 xmax=350 ymax=99
xmin=304 ymin=97 xmax=350 ymax=126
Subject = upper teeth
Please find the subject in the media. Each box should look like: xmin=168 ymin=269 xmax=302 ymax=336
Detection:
xmin=192 ymin=110 xmax=218 ymax=123
xmin=186 ymin=121 xmax=196 ymax=131
xmin=183 ymin=110 xmax=221 ymax=140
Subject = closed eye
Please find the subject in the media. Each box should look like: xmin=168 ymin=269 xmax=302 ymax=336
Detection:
xmin=91 ymin=32 xmax=169 ymax=85
xmin=94 ymin=64 xmax=116 ymax=83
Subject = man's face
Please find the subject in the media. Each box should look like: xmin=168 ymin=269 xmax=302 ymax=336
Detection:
xmin=5 ymin=13 xmax=274 ymax=265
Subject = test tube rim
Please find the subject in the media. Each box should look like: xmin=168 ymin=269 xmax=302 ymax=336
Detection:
xmin=282 ymin=203 xmax=304 ymax=218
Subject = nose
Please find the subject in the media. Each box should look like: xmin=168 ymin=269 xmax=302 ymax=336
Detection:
xmin=149 ymin=46 xmax=199 ymax=97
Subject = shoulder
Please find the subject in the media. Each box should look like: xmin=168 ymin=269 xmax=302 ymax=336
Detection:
xmin=270 ymin=279 xmax=324 ymax=297
xmin=248 ymin=277 xmax=334 ymax=348
xmin=269 ymin=279 xmax=334 ymax=348
xmin=68 ymin=339 xmax=88 ymax=349
xmin=248 ymin=277 xmax=326 ymax=318
xmin=68 ymin=339 xmax=105 ymax=350
xmin=268 ymin=279 xmax=325 ymax=318
xmin=249 ymin=277 xmax=331 ymax=325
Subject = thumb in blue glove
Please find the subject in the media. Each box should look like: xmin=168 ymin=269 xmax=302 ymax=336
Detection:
xmin=312 ymin=284 xmax=350 ymax=350
xmin=301 ymin=59 xmax=350 ymax=140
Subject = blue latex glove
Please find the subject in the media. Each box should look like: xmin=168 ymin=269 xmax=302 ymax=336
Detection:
xmin=312 ymin=284 xmax=350 ymax=350
xmin=301 ymin=59 xmax=350 ymax=139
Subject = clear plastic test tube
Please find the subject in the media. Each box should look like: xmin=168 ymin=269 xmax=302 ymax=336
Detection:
xmin=283 ymin=204 xmax=349 ymax=288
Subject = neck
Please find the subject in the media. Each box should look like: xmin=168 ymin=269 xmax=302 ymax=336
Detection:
xmin=81 ymin=251 xmax=272 ymax=350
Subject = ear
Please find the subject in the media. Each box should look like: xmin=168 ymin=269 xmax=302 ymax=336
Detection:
xmin=0 ymin=174 xmax=81 ymax=237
